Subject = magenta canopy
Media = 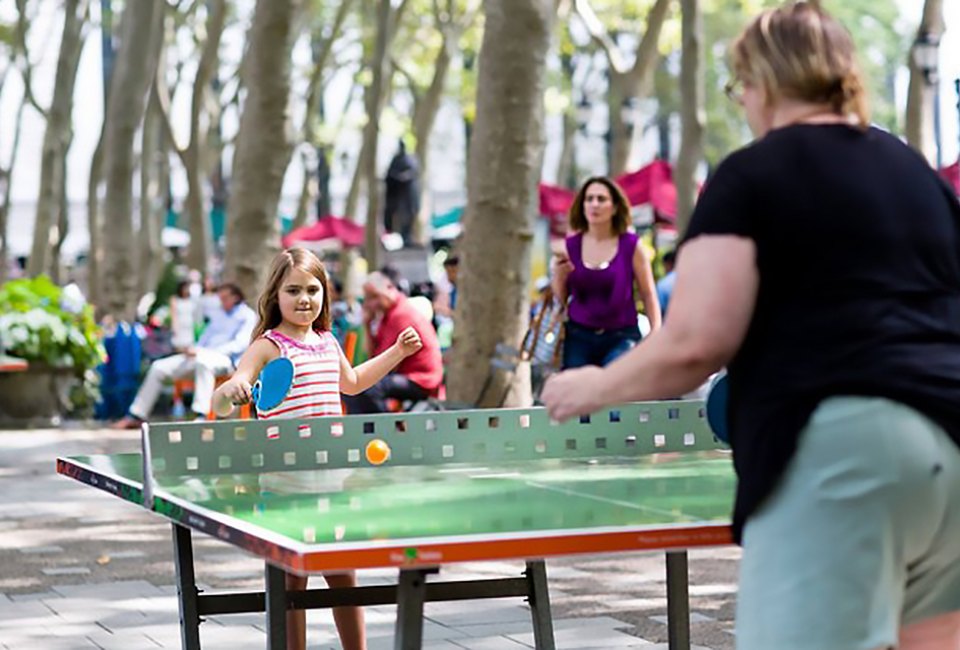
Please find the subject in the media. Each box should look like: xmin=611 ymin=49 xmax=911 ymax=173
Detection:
xmin=941 ymin=160 xmax=959 ymax=194
xmin=282 ymin=215 xmax=365 ymax=249
xmin=538 ymin=160 xmax=680 ymax=237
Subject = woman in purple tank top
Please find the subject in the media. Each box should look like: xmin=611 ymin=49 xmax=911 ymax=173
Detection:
xmin=551 ymin=176 xmax=661 ymax=369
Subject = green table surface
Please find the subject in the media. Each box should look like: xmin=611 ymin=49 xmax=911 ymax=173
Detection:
xmin=62 ymin=451 xmax=735 ymax=546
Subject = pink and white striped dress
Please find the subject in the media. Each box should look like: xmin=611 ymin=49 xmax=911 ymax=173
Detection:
xmin=257 ymin=329 xmax=343 ymax=420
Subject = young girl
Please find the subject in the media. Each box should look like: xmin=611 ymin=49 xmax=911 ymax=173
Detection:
xmin=213 ymin=247 xmax=422 ymax=650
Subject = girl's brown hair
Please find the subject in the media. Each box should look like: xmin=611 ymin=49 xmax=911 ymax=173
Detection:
xmin=251 ymin=248 xmax=332 ymax=341
xmin=731 ymin=2 xmax=869 ymax=127
xmin=568 ymin=176 xmax=632 ymax=234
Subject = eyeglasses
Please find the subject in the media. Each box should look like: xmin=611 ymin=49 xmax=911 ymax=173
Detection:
xmin=724 ymin=78 xmax=744 ymax=103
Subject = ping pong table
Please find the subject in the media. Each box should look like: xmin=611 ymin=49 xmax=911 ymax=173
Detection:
xmin=57 ymin=402 xmax=735 ymax=650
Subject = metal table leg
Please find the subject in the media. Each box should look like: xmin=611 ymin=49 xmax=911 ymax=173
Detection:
xmin=395 ymin=568 xmax=430 ymax=650
xmin=524 ymin=561 xmax=556 ymax=650
xmin=665 ymin=551 xmax=691 ymax=650
xmin=265 ymin=564 xmax=288 ymax=650
xmin=172 ymin=524 xmax=202 ymax=650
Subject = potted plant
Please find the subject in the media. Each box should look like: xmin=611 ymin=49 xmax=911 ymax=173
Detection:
xmin=0 ymin=276 xmax=106 ymax=420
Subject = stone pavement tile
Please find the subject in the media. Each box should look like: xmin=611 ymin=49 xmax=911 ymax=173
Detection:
xmin=8 ymin=592 xmax=62 ymax=602
xmin=539 ymin=567 xmax=595 ymax=580
xmin=41 ymin=567 xmax=92 ymax=577
xmin=42 ymin=597 xmax=130 ymax=624
xmin=97 ymin=610 xmax=165 ymax=630
xmin=84 ymin=629 xmax=164 ymax=649
xmin=365 ymin=619 xmax=468 ymax=642
xmin=51 ymin=580 xmax=164 ymax=598
xmin=0 ymin=599 xmax=56 ymax=621
xmin=137 ymin=623 xmax=183 ymax=647
xmin=198 ymin=624 xmax=272 ymax=649
xmin=648 ymin=612 xmax=714 ymax=625
xmin=38 ymin=622 xmax=106 ymax=638
xmin=423 ymin=602 xmax=534 ymax=626
xmin=2 ymin=639 xmax=99 ymax=650
xmin=19 ymin=545 xmax=65 ymax=555
xmin=367 ymin=639 xmax=463 ymax=650
xmin=644 ymin=645 xmax=713 ymax=650
xmin=101 ymin=550 xmax=146 ymax=560
xmin=688 ymin=583 xmax=737 ymax=597
xmin=209 ymin=612 xmax=267 ymax=627
xmin=507 ymin=627 xmax=651 ymax=649
xmin=124 ymin=595 xmax=179 ymax=615
xmin=601 ymin=597 xmax=667 ymax=611
xmin=449 ymin=635 xmax=533 ymax=650
xmin=452 ymin=615 xmax=632 ymax=639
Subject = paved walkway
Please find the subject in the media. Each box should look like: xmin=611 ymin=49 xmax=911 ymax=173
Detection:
xmin=0 ymin=426 xmax=740 ymax=649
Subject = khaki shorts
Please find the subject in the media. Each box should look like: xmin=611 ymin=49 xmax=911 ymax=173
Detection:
xmin=736 ymin=397 xmax=960 ymax=650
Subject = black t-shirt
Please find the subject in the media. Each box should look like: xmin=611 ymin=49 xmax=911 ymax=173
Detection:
xmin=684 ymin=124 xmax=960 ymax=542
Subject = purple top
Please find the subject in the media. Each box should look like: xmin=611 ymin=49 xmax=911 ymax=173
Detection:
xmin=565 ymin=231 xmax=639 ymax=330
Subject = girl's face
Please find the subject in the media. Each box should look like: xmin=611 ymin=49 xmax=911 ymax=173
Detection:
xmin=278 ymin=267 xmax=325 ymax=329
xmin=583 ymin=182 xmax=616 ymax=228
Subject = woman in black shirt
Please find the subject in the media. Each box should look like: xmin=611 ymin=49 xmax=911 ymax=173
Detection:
xmin=543 ymin=3 xmax=960 ymax=648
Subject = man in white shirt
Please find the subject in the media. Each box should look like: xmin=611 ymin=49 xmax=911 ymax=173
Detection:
xmin=112 ymin=283 xmax=257 ymax=428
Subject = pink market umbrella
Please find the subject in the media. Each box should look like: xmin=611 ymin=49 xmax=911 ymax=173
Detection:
xmin=282 ymin=216 xmax=365 ymax=249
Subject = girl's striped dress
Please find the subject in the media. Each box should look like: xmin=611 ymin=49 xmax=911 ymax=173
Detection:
xmin=257 ymin=329 xmax=343 ymax=419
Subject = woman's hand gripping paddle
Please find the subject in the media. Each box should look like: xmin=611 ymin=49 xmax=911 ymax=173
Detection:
xmin=251 ymin=357 xmax=295 ymax=411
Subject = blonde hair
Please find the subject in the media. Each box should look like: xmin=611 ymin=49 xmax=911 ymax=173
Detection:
xmin=731 ymin=2 xmax=869 ymax=127
xmin=568 ymin=176 xmax=632 ymax=234
xmin=252 ymin=248 xmax=332 ymax=341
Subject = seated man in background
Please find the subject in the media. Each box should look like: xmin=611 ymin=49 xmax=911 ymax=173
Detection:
xmin=343 ymin=270 xmax=443 ymax=413
xmin=112 ymin=283 xmax=257 ymax=427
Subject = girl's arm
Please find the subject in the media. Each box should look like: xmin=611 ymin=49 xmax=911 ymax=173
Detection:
xmin=633 ymin=240 xmax=662 ymax=331
xmin=211 ymin=338 xmax=279 ymax=417
xmin=339 ymin=326 xmax=422 ymax=395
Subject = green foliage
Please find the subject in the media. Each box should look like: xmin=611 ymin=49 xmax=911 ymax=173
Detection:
xmin=0 ymin=277 xmax=106 ymax=411
xmin=701 ymin=0 xmax=906 ymax=165
xmin=0 ymin=20 xmax=15 ymax=48
xmin=569 ymin=0 xmax=909 ymax=166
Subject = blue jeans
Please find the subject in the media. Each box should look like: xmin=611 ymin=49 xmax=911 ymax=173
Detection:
xmin=561 ymin=321 xmax=641 ymax=369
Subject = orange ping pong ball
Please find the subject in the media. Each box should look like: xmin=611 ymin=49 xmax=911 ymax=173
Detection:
xmin=365 ymin=439 xmax=391 ymax=465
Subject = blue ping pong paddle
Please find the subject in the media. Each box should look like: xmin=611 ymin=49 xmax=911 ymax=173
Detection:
xmin=251 ymin=357 xmax=295 ymax=411
xmin=705 ymin=371 xmax=729 ymax=444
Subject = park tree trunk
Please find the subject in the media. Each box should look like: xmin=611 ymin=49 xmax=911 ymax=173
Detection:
xmin=405 ymin=0 xmax=478 ymax=245
xmin=408 ymin=37 xmax=452 ymax=246
xmin=904 ymin=0 xmax=944 ymax=166
xmin=674 ymin=0 xmax=704 ymax=234
xmin=183 ymin=0 xmax=226 ymax=276
xmin=344 ymin=0 xmax=409 ymax=223
xmin=27 ymin=0 xmax=89 ymax=279
xmin=100 ymin=1 xmax=164 ymax=320
xmin=292 ymin=0 xmax=355 ymax=231
xmin=222 ymin=0 xmax=303 ymax=303
xmin=86 ymin=131 xmax=105 ymax=309
xmin=0 ymin=77 xmax=28 ymax=285
xmin=361 ymin=0 xmax=396 ymax=271
xmin=575 ymin=0 xmax=669 ymax=175
xmin=554 ymin=53 xmax=578 ymax=188
xmin=446 ymin=0 xmax=555 ymax=407
xmin=138 ymin=88 xmax=164 ymax=298
xmin=51 ymin=151 xmax=70 ymax=284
